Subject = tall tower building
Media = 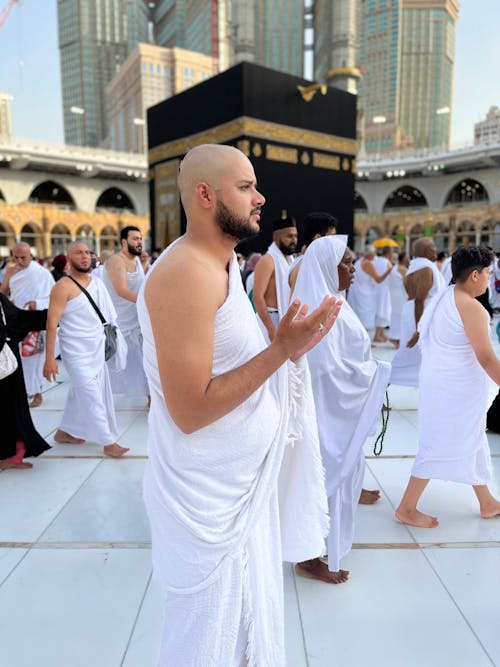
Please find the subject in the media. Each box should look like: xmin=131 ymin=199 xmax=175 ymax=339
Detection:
xmin=359 ymin=0 xmax=459 ymax=154
xmin=57 ymin=0 xmax=150 ymax=147
xmin=312 ymin=0 xmax=360 ymax=94
xmin=0 ymin=92 xmax=13 ymax=138
xmin=106 ymin=44 xmax=217 ymax=153
xmin=313 ymin=0 xmax=459 ymax=155
xmin=153 ymin=0 xmax=303 ymax=77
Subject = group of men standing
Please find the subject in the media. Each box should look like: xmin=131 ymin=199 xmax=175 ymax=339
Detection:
xmin=0 ymin=226 xmax=149 ymax=462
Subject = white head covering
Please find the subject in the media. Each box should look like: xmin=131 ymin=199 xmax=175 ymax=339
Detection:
xmin=292 ymin=234 xmax=348 ymax=305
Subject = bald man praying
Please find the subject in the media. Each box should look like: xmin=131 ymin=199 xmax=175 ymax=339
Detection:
xmin=137 ymin=144 xmax=341 ymax=666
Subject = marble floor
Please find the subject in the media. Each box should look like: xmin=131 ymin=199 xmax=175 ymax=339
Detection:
xmin=1 ymin=340 xmax=500 ymax=667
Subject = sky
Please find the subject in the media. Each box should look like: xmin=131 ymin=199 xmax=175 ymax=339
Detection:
xmin=0 ymin=0 xmax=498 ymax=148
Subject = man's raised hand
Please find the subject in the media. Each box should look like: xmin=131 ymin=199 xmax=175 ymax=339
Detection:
xmin=273 ymin=295 xmax=343 ymax=362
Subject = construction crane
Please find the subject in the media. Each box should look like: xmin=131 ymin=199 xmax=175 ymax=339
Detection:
xmin=0 ymin=0 xmax=20 ymax=29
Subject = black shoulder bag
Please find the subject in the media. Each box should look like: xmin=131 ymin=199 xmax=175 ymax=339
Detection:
xmin=67 ymin=276 xmax=118 ymax=361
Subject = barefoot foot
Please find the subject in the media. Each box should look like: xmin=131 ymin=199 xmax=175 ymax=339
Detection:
xmin=295 ymin=558 xmax=349 ymax=584
xmin=0 ymin=460 xmax=33 ymax=470
xmin=359 ymin=488 xmax=381 ymax=505
xmin=480 ymin=501 xmax=500 ymax=519
xmin=395 ymin=508 xmax=439 ymax=528
xmin=54 ymin=429 xmax=85 ymax=445
xmin=28 ymin=393 xmax=43 ymax=408
xmin=103 ymin=443 xmax=129 ymax=458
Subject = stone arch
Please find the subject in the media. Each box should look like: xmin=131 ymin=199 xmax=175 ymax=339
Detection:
xmin=456 ymin=220 xmax=475 ymax=247
xmin=0 ymin=220 xmax=15 ymax=257
xmin=433 ymin=222 xmax=449 ymax=253
xmin=50 ymin=223 xmax=73 ymax=256
xmin=409 ymin=223 xmax=425 ymax=252
xmin=20 ymin=222 xmax=43 ymax=257
xmin=366 ymin=226 xmax=382 ymax=245
xmin=99 ymin=224 xmax=119 ymax=252
xmin=96 ymin=187 xmax=136 ymax=213
xmin=444 ymin=178 xmax=489 ymax=206
xmin=354 ymin=191 xmax=368 ymax=212
xmin=75 ymin=224 xmax=97 ymax=252
xmin=383 ymin=185 xmax=428 ymax=212
xmin=29 ymin=180 xmax=76 ymax=209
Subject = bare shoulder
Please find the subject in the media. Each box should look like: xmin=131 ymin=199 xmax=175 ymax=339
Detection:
xmin=50 ymin=276 xmax=75 ymax=301
xmin=145 ymin=242 xmax=227 ymax=314
xmin=105 ymin=253 xmax=124 ymax=270
xmin=454 ymin=290 xmax=484 ymax=319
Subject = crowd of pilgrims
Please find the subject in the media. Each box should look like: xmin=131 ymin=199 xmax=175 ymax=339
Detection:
xmin=1 ymin=218 xmax=500 ymax=552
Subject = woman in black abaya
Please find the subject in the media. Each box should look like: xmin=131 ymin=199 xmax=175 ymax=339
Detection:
xmin=0 ymin=293 xmax=51 ymax=469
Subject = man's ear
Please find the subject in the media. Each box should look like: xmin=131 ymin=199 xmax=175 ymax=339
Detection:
xmin=195 ymin=182 xmax=213 ymax=209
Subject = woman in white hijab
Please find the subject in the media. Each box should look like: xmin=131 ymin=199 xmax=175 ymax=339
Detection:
xmin=292 ymin=235 xmax=391 ymax=583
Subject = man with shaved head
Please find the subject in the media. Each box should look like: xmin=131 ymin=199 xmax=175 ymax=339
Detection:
xmin=137 ymin=143 xmax=341 ymax=666
xmin=390 ymin=237 xmax=446 ymax=386
xmin=0 ymin=242 xmax=54 ymax=407
xmin=43 ymin=242 xmax=128 ymax=458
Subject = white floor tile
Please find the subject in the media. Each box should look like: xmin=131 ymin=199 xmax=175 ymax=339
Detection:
xmin=0 ymin=548 xmax=151 ymax=667
xmin=364 ymin=410 xmax=418 ymax=457
xmin=283 ymin=562 xmax=308 ymax=667
xmin=122 ymin=575 xmax=163 ymax=667
xmin=0 ymin=459 xmax=99 ymax=542
xmin=295 ymin=549 xmax=492 ymax=667
xmin=424 ymin=547 xmax=500 ymax=665
xmin=369 ymin=458 xmax=500 ymax=544
xmin=40 ymin=459 xmax=150 ymax=543
xmin=0 ymin=548 xmax=27 ymax=585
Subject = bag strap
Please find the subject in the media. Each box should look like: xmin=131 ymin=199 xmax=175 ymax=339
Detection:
xmin=0 ymin=302 xmax=6 ymax=327
xmin=67 ymin=275 xmax=107 ymax=324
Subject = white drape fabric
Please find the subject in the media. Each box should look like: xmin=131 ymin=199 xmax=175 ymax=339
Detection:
xmin=414 ymin=286 xmax=491 ymax=483
xmin=293 ymin=236 xmax=391 ymax=571
xmin=387 ymin=268 xmax=408 ymax=340
xmin=373 ymin=255 xmax=392 ymax=328
xmin=137 ymin=247 xmax=327 ymax=666
xmin=10 ymin=261 xmax=54 ymax=395
xmin=347 ymin=258 xmax=377 ymax=331
xmin=58 ymin=278 xmax=125 ymax=445
xmin=102 ymin=257 xmax=149 ymax=397
xmin=389 ymin=257 xmax=446 ymax=386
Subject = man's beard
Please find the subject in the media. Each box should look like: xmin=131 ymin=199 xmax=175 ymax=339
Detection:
xmin=279 ymin=241 xmax=296 ymax=256
xmin=127 ymin=242 xmax=142 ymax=256
xmin=215 ymin=200 xmax=259 ymax=242
xmin=70 ymin=262 xmax=91 ymax=273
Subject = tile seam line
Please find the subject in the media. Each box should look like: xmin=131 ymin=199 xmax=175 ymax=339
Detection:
xmin=418 ymin=544 xmax=497 ymax=666
xmin=120 ymin=571 xmax=153 ymax=667
xmin=291 ymin=565 xmax=310 ymax=667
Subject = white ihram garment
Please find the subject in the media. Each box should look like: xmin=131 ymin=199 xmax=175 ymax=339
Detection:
xmin=389 ymin=257 xmax=446 ymax=386
xmin=9 ymin=261 xmax=54 ymax=396
xmin=373 ymin=256 xmax=392 ymax=328
xmin=489 ymin=260 xmax=500 ymax=309
xmin=102 ymin=257 xmax=149 ymax=397
xmin=58 ymin=278 xmax=125 ymax=445
xmin=413 ymin=286 xmax=491 ymax=484
xmin=293 ymin=236 xmax=391 ymax=572
xmin=137 ymin=248 xmax=327 ymax=667
xmin=256 ymin=242 xmax=293 ymax=338
xmin=347 ymin=258 xmax=377 ymax=331
xmin=388 ymin=267 xmax=408 ymax=340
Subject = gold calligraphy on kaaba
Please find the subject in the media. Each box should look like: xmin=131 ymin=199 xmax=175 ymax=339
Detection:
xmin=265 ymin=145 xmax=298 ymax=164
xmin=313 ymin=153 xmax=340 ymax=171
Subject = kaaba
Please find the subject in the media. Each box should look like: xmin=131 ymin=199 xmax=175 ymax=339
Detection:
xmin=147 ymin=61 xmax=357 ymax=253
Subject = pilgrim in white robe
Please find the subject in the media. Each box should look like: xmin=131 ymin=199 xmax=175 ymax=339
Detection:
xmin=102 ymin=256 xmax=149 ymax=397
xmin=387 ymin=267 xmax=408 ymax=341
xmin=256 ymin=242 xmax=294 ymax=335
xmin=293 ymin=236 xmax=391 ymax=572
xmin=440 ymin=255 xmax=453 ymax=287
xmin=347 ymin=258 xmax=377 ymax=332
xmin=137 ymin=247 xmax=328 ymax=667
xmin=58 ymin=277 xmax=126 ymax=445
xmin=373 ymin=255 xmax=392 ymax=328
xmin=489 ymin=259 xmax=500 ymax=309
xmin=389 ymin=257 xmax=446 ymax=386
xmin=413 ymin=286 xmax=491 ymax=484
xmin=9 ymin=260 xmax=54 ymax=396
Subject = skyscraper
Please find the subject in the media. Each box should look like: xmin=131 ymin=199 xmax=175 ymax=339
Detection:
xmin=153 ymin=0 xmax=304 ymax=77
xmin=58 ymin=0 xmax=150 ymax=147
xmin=313 ymin=0 xmax=459 ymax=154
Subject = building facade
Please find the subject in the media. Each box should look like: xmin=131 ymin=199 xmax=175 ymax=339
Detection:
xmin=0 ymin=93 xmax=13 ymax=138
xmin=475 ymin=106 xmax=500 ymax=145
xmin=107 ymin=44 xmax=217 ymax=154
xmin=0 ymin=137 xmax=148 ymax=258
xmin=314 ymin=0 xmax=458 ymax=156
xmin=57 ymin=0 xmax=150 ymax=147
xmin=354 ymin=143 xmax=500 ymax=254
